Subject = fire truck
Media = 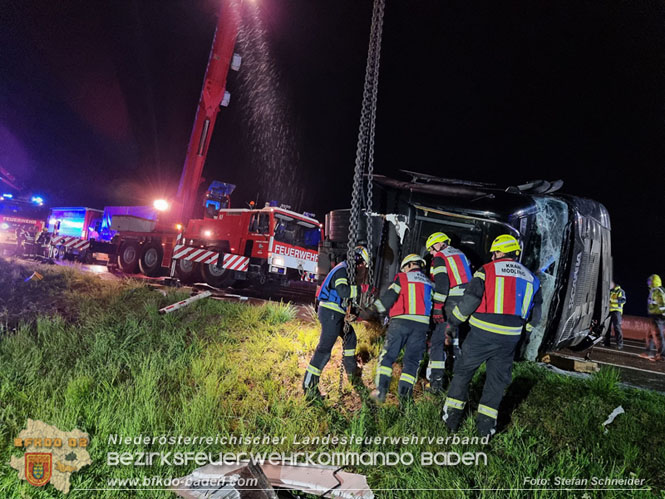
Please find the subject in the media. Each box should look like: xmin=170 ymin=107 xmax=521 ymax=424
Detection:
xmin=0 ymin=194 xmax=47 ymax=255
xmin=172 ymin=202 xmax=321 ymax=286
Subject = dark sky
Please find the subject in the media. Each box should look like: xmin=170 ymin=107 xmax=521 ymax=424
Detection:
xmin=1 ymin=0 xmax=665 ymax=314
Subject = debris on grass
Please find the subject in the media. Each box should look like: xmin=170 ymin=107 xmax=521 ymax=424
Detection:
xmin=602 ymin=406 xmax=625 ymax=434
xmin=158 ymin=291 xmax=212 ymax=314
xmin=23 ymin=271 xmax=43 ymax=282
xmin=173 ymin=461 xmax=373 ymax=499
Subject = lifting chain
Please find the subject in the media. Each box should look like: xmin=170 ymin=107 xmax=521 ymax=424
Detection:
xmin=339 ymin=0 xmax=386 ymax=401
xmin=346 ymin=0 xmax=385 ymax=299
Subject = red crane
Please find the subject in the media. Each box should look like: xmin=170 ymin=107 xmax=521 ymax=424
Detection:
xmin=108 ymin=0 xmax=242 ymax=275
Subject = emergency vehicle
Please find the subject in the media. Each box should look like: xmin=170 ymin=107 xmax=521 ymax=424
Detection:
xmin=0 ymin=194 xmax=47 ymax=255
xmin=47 ymin=207 xmax=103 ymax=261
xmin=172 ymin=204 xmax=321 ymax=286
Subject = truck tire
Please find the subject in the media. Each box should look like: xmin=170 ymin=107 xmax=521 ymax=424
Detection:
xmin=200 ymin=250 xmax=235 ymax=288
xmin=175 ymin=258 xmax=199 ymax=284
xmin=117 ymin=241 xmax=140 ymax=274
xmin=139 ymin=242 xmax=164 ymax=277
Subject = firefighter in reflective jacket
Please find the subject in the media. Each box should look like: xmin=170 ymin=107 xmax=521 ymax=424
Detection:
xmin=370 ymin=254 xmax=434 ymax=404
xmin=425 ymin=232 xmax=473 ymax=393
xmin=604 ymin=282 xmax=626 ymax=349
xmin=303 ymin=246 xmax=370 ymax=399
xmin=443 ymin=235 xmax=543 ymax=437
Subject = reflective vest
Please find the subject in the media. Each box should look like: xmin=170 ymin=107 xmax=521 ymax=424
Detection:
xmin=389 ymin=271 xmax=434 ymax=323
xmin=317 ymin=262 xmax=347 ymax=313
xmin=476 ymin=259 xmax=540 ymax=319
xmin=609 ymin=287 xmax=625 ymax=313
xmin=647 ymin=286 xmax=665 ymax=316
xmin=430 ymin=246 xmax=473 ymax=289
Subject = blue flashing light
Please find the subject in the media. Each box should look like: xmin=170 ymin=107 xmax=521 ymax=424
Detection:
xmin=269 ymin=200 xmax=279 ymax=207
xmin=2 ymin=193 xmax=13 ymax=199
xmin=31 ymin=196 xmax=44 ymax=205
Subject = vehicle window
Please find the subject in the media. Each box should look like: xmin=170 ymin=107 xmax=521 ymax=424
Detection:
xmin=274 ymin=214 xmax=320 ymax=250
xmin=249 ymin=213 xmax=270 ymax=234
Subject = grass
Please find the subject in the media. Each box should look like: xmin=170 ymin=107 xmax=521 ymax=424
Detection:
xmin=0 ymin=259 xmax=664 ymax=498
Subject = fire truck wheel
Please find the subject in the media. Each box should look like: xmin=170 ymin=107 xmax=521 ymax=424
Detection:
xmin=139 ymin=243 xmax=163 ymax=277
xmin=117 ymin=241 xmax=140 ymax=273
xmin=175 ymin=259 xmax=199 ymax=283
xmin=200 ymin=257 xmax=235 ymax=288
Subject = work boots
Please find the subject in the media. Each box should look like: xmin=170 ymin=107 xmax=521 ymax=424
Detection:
xmin=426 ymin=372 xmax=446 ymax=394
xmin=302 ymin=375 xmax=323 ymax=401
xmin=476 ymin=414 xmax=497 ymax=438
xmin=442 ymin=406 xmax=464 ymax=433
xmin=370 ymin=376 xmax=390 ymax=404
xmin=398 ymin=384 xmax=414 ymax=408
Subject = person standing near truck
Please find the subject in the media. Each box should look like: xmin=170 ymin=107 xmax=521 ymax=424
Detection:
xmin=425 ymin=232 xmax=473 ymax=393
xmin=370 ymin=254 xmax=433 ymax=405
xmin=303 ymin=246 xmax=370 ymax=399
xmin=604 ymin=282 xmax=626 ymax=349
xmin=442 ymin=234 xmax=542 ymax=437
xmin=640 ymin=274 xmax=665 ymax=361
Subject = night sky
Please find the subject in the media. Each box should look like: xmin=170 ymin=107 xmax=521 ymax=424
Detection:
xmin=2 ymin=0 xmax=665 ymax=314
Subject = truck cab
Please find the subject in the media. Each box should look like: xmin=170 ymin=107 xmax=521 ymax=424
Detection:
xmin=318 ymin=172 xmax=612 ymax=358
xmin=0 ymin=195 xmax=47 ymax=255
xmin=176 ymin=204 xmax=322 ymax=287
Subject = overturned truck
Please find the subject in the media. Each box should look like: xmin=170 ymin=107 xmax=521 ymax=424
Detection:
xmin=317 ymin=172 xmax=612 ymax=360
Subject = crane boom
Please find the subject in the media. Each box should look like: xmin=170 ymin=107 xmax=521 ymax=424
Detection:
xmin=175 ymin=0 xmax=241 ymax=223
xmin=0 ymin=164 xmax=21 ymax=191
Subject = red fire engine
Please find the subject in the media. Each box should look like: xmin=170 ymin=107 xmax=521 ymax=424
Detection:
xmin=172 ymin=204 xmax=321 ymax=286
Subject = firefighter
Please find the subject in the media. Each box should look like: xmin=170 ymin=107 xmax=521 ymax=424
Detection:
xmin=303 ymin=246 xmax=370 ymax=399
xmin=442 ymin=235 xmax=542 ymax=437
xmin=604 ymin=281 xmax=626 ymax=349
xmin=640 ymin=274 xmax=665 ymax=361
xmin=425 ymin=232 xmax=473 ymax=393
xmin=369 ymin=254 xmax=434 ymax=405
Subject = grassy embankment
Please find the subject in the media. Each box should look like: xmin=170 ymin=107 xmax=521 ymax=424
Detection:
xmin=0 ymin=259 xmax=664 ymax=498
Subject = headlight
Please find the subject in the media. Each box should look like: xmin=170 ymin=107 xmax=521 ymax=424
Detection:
xmin=272 ymin=256 xmax=285 ymax=267
xmin=0 ymin=222 xmax=9 ymax=230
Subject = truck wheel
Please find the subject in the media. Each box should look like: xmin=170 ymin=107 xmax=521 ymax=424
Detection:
xmin=139 ymin=242 xmax=164 ymax=277
xmin=200 ymin=253 xmax=235 ymax=288
xmin=175 ymin=259 xmax=199 ymax=283
xmin=117 ymin=241 xmax=140 ymax=273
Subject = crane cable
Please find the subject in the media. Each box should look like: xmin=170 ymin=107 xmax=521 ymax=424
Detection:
xmin=339 ymin=0 xmax=386 ymax=400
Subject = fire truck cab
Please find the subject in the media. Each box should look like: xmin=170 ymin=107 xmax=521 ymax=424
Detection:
xmin=173 ymin=205 xmax=321 ymax=287
xmin=0 ymin=195 xmax=47 ymax=256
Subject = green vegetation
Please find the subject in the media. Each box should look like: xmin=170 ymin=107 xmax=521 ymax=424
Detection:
xmin=1 ymin=259 xmax=664 ymax=498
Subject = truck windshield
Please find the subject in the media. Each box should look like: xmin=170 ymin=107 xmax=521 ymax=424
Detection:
xmin=274 ymin=214 xmax=320 ymax=250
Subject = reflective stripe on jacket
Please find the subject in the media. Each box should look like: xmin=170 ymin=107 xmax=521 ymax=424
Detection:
xmin=475 ymin=258 xmax=540 ymax=319
xmin=374 ymin=271 xmax=434 ymax=323
xmin=430 ymin=246 xmax=473 ymax=289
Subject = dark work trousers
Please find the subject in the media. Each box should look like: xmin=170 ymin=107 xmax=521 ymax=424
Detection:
xmin=647 ymin=315 xmax=665 ymax=356
xmin=376 ymin=319 xmax=429 ymax=397
xmin=444 ymin=327 xmax=519 ymax=430
xmin=428 ymin=296 xmax=463 ymax=380
xmin=304 ymin=307 xmax=358 ymax=389
xmin=604 ymin=311 xmax=623 ymax=346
